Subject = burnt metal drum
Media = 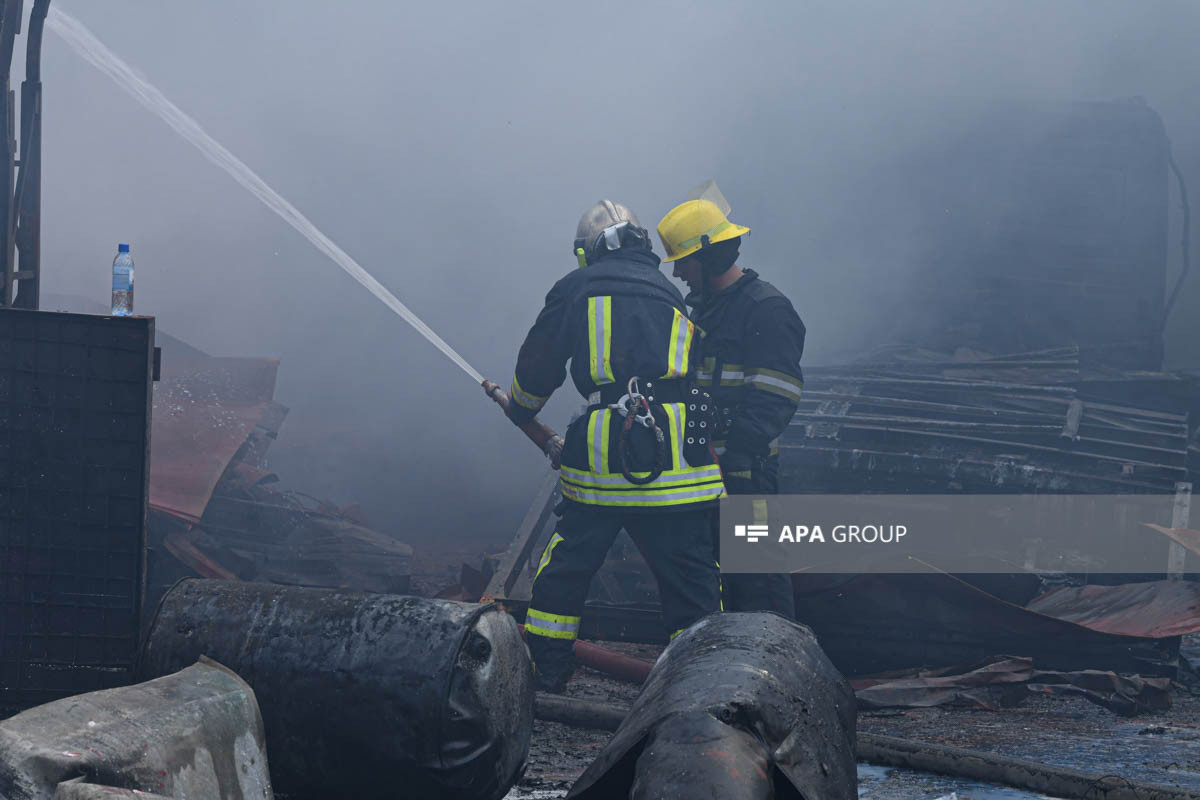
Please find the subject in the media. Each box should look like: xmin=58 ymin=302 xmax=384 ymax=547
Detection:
xmin=138 ymin=579 xmax=533 ymax=800
xmin=568 ymin=611 xmax=857 ymax=800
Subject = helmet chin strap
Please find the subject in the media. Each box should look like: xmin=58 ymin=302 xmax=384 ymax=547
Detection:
xmin=696 ymin=234 xmax=718 ymax=302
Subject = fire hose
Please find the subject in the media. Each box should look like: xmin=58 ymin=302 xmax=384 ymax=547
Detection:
xmin=482 ymin=379 xmax=564 ymax=468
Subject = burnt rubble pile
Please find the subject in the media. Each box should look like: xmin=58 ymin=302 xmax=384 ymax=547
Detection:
xmin=144 ymin=330 xmax=412 ymax=610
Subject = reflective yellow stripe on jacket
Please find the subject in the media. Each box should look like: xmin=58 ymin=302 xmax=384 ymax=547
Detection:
xmin=560 ymin=460 xmax=726 ymax=505
xmin=561 ymin=403 xmax=723 ymax=509
xmin=587 ymin=296 xmax=615 ymax=385
xmin=587 ymin=408 xmax=612 ymax=473
xmin=663 ymin=309 xmax=694 ymax=379
xmin=526 ymin=608 xmax=581 ymax=640
xmin=511 ymin=372 xmax=549 ymax=411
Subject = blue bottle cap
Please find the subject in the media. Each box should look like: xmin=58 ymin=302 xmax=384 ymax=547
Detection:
xmin=118 ymin=243 xmax=130 ymax=252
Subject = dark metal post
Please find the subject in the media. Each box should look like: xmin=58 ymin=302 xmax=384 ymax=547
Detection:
xmin=13 ymin=0 xmax=48 ymax=309
xmin=0 ymin=0 xmax=21 ymax=307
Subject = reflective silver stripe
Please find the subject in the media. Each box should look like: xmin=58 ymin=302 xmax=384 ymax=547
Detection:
xmin=511 ymin=374 xmax=548 ymax=410
xmin=675 ymin=317 xmax=690 ymax=376
xmin=663 ymin=403 xmax=683 ymax=471
xmin=588 ymin=409 xmax=610 ymax=474
xmin=668 ymin=312 xmax=690 ymax=377
xmin=561 ymin=465 xmax=723 ymax=487
xmin=526 ymin=616 xmax=579 ymax=634
xmin=745 ymin=371 xmax=803 ymax=400
xmin=561 ymin=482 xmax=725 ymax=506
xmin=562 ymin=474 xmax=723 ymax=490
xmin=588 ymin=296 xmax=614 ymax=384
xmin=595 ymin=297 xmax=608 ymax=378
xmin=534 ymin=533 xmax=564 ymax=581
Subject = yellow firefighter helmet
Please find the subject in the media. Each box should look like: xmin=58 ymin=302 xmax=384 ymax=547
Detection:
xmin=656 ymin=180 xmax=750 ymax=263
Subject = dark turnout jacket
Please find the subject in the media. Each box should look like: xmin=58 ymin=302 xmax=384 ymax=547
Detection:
xmin=509 ymin=247 xmax=725 ymax=510
xmin=687 ymin=269 xmax=805 ymax=467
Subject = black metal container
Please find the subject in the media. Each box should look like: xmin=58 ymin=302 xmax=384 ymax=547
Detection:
xmin=138 ymin=579 xmax=533 ymax=800
xmin=0 ymin=309 xmax=154 ymax=714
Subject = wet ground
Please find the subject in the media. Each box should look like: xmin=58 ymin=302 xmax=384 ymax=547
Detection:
xmin=504 ymin=636 xmax=1200 ymax=800
xmin=506 ymin=643 xmax=650 ymax=800
xmin=857 ymin=690 xmax=1200 ymax=799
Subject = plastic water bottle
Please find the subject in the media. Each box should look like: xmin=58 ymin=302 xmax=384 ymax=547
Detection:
xmin=111 ymin=243 xmax=134 ymax=316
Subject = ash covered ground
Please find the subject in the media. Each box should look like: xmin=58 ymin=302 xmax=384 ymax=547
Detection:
xmin=416 ymin=541 xmax=1200 ymax=800
xmin=502 ymin=638 xmax=1200 ymax=800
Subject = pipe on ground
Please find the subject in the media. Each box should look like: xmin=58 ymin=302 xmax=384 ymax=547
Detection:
xmin=573 ymin=639 xmax=653 ymax=683
xmin=517 ymin=625 xmax=654 ymax=684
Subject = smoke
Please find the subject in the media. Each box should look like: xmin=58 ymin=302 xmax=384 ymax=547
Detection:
xmin=47 ymin=7 xmax=486 ymax=386
xmin=28 ymin=0 xmax=1200 ymax=546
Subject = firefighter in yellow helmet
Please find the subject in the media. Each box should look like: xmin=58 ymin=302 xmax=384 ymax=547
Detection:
xmin=658 ymin=189 xmax=806 ymax=617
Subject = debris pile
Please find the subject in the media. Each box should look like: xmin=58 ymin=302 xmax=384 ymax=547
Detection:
xmin=145 ymin=331 xmax=411 ymax=607
xmin=784 ymin=345 xmax=1197 ymax=495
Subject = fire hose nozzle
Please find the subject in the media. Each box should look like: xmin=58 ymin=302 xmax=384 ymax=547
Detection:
xmin=482 ymin=378 xmax=563 ymax=470
xmin=482 ymin=379 xmax=505 ymax=402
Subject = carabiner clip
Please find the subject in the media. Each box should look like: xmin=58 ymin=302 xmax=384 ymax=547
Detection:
xmin=611 ymin=376 xmax=655 ymax=429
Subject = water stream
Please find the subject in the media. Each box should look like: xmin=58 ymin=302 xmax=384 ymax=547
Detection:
xmin=47 ymin=7 xmax=485 ymax=386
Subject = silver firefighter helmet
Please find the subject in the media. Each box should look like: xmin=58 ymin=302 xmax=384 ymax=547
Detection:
xmin=573 ymin=199 xmax=650 ymax=266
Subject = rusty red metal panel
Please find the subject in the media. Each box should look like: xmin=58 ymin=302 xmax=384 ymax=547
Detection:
xmin=1027 ymin=581 xmax=1200 ymax=639
xmin=149 ymin=354 xmax=279 ymax=520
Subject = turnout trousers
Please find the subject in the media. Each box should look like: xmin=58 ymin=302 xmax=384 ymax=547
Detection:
xmin=525 ymin=502 xmax=721 ymax=691
xmin=716 ymin=454 xmax=797 ymax=619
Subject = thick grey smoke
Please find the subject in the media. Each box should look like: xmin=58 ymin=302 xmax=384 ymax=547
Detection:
xmin=30 ymin=0 xmax=1200 ymax=545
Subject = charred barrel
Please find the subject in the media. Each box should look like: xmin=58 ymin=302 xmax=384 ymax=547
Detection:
xmin=567 ymin=611 xmax=858 ymax=800
xmin=138 ymin=579 xmax=533 ymax=800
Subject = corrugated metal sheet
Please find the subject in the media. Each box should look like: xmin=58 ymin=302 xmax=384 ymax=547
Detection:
xmin=1027 ymin=580 xmax=1200 ymax=639
xmin=149 ymin=354 xmax=280 ymax=520
xmin=781 ymin=346 xmax=1194 ymax=495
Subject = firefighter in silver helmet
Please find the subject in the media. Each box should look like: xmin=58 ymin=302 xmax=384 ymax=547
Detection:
xmin=505 ymin=199 xmax=724 ymax=692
